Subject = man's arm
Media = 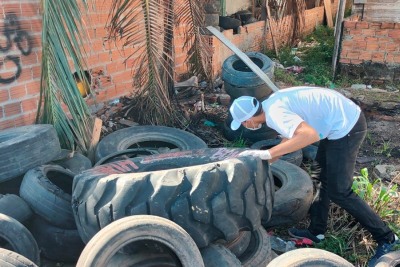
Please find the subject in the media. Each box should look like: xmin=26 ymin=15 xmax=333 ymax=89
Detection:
xmin=268 ymin=122 xmax=319 ymax=159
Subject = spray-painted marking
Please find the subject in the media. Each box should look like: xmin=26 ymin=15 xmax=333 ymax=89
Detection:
xmin=209 ymin=148 xmax=241 ymax=161
xmin=91 ymin=160 xmax=139 ymax=175
xmin=0 ymin=13 xmax=33 ymax=84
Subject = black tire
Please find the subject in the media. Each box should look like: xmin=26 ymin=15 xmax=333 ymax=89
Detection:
xmin=0 ymin=214 xmax=40 ymax=265
xmin=239 ymin=227 xmax=272 ymax=267
xmin=219 ymin=16 xmax=241 ymax=29
xmin=263 ymin=160 xmax=313 ymax=228
xmin=94 ymin=126 xmax=207 ymax=163
xmin=266 ymin=248 xmax=354 ymax=266
xmin=72 ymin=148 xmax=274 ymax=248
xmin=250 ymin=138 xmax=303 ymax=166
xmin=218 ymin=231 xmax=252 ymax=258
xmin=0 ymin=194 xmax=33 ymax=223
xmin=0 ymin=248 xmax=38 ymax=267
xmin=222 ymin=52 xmax=274 ymax=100
xmin=76 ymin=215 xmax=204 ymax=267
xmin=19 ymin=165 xmax=76 ymax=229
xmin=222 ymin=113 xmax=278 ymax=144
xmin=201 ymin=244 xmax=241 ymax=267
xmin=375 ymin=250 xmax=400 ymax=267
xmin=28 ymin=216 xmax=84 ymax=262
xmin=51 ymin=149 xmax=92 ymax=174
xmin=0 ymin=125 xmax=61 ymax=182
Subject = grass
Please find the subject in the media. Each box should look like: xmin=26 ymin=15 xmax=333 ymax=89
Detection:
xmin=224 ymin=137 xmax=248 ymax=148
xmin=267 ymin=25 xmax=359 ymax=88
xmin=315 ymin=168 xmax=400 ymax=266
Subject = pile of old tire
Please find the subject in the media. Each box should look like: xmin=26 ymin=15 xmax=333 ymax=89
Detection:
xmin=222 ymin=52 xmax=275 ymax=101
xmin=221 ymin=52 xmax=277 ymax=144
xmin=19 ymin=165 xmax=86 ymax=263
xmin=72 ymin=147 xmax=274 ymax=251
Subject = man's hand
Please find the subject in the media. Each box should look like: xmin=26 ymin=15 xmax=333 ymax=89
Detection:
xmin=239 ymin=149 xmax=272 ymax=160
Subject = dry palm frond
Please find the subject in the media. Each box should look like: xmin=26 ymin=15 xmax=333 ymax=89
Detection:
xmin=37 ymin=0 xmax=93 ymax=154
xmin=107 ymin=0 xmax=178 ymax=125
xmin=175 ymin=0 xmax=213 ymax=81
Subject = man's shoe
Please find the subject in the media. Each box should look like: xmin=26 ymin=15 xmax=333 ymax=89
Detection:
xmin=368 ymin=235 xmax=399 ymax=267
xmin=288 ymin=228 xmax=324 ymax=244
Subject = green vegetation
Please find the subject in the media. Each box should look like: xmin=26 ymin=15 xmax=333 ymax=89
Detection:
xmin=274 ymin=68 xmax=303 ymax=86
xmin=266 ymin=25 xmax=359 ymax=88
xmin=224 ymin=137 xmax=248 ymax=148
xmin=316 ymin=168 xmax=400 ymax=266
xmin=374 ymin=140 xmax=393 ymax=157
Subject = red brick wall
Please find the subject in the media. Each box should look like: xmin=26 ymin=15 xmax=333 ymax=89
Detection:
xmin=340 ymin=17 xmax=400 ymax=65
xmin=0 ymin=0 xmax=332 ymax=130
xmin=0 ymin=1 xmax=41 ymax=129
xmin=339 ymin=16 xmax=400 ymax=83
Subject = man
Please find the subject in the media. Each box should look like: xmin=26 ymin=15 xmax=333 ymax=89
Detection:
xmin=230 ymin=86 xmax=398 ymax=266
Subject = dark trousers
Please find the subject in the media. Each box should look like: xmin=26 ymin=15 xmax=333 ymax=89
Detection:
xmin=308 ymin=112 xmax=393 ymax=243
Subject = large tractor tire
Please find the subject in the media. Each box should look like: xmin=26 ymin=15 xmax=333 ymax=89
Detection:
xmin=72 ymin=148 xmax=274 ymax=248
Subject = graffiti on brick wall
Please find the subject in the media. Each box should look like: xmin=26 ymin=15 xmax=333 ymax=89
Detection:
xmin=0 ymin=13 xmax=33 ymax=84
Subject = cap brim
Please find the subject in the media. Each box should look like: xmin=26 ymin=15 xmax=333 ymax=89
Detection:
xmin=230 ymin=120 xmax=241 ymax=131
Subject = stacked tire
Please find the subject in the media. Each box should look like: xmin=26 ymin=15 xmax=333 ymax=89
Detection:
xmin=221 ymin=52 xmax=278 ymax=144
xmin=19 ymin=165 xmax=85 ymax=263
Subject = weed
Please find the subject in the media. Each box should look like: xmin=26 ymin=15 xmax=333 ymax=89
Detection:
xmin=319 ymin=168 xmax=400 ymax=266
xmin=374 ymin=140 xmax=393 ymax=157
xmin=352 ymin=168 xmax=399 ymax=219
xmin=274 ymin=68 xmax=303 ymax=86
xmin=366 ymin=132 xmax=376 ymax=146
xmin=315 ymin=234 xmax=348 ymax=256
xmin=224 ymin=137 xmax=248 ymax=148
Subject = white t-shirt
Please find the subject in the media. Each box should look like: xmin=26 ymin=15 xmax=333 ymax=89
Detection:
xmin=262 ymin=87 xmax=361 ymax=140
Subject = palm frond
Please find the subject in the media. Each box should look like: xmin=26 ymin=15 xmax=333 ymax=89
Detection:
xmin=107 ymin=0 xmax=178 ymax=125
xmin=37 ymin=0 xmax=93 ymax=154
xmin=175 ymin=0 xmax=213 ymax=80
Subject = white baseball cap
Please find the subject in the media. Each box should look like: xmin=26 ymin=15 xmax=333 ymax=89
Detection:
xmin=229 ymin=96 xmax=260 ymax=130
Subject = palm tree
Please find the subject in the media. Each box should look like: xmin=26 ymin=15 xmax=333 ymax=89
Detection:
xmin=37 ymin=0 xmax=212 ymax=154
xmin=36 ymin=0 xmax=93 ymax=154
xmin=106 ymin=0 xmax=212 ymax=125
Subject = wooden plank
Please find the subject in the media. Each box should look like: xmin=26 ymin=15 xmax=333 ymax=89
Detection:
xmin=87 ymin=117 xmax=103 ymax=163
xmin=324 ymin=0 xmax=334 ymax=27
xmin=332 ymin=0 xmax=347 ymax=79
xmin=266 ymin=0 xmax=279 ymax=57
xmin=206 ymin=26 xmax=280 ymax=92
